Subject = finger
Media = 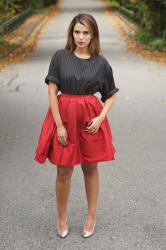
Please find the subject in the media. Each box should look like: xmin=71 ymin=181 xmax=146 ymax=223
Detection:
xmin=85 ymin=128 xmax=92 ymax=132
xmin=85 ymin=124 xmax=94 ymax=129
xmin=87 ymin=120 xmax=93 ymax=126
xmin=86 ymin=128 xmax=96 ymax=133
xmin=61 ymin=138 xmax=66 ymax=146
xmin=58 ymin=137 xmax=64 ymax=145
xmin=92 ymin=129 xmax=98 ymax=134
xmin=58 ymin=134 xmax=67 ymax=140
xmin=57 ymin=137 xmax=61 ymax=143
xmin=61 ymin=141 xmax=66 ymax=147
xmin=63 ymin=138 xmax=68 ymax=146
xmin=85 ymin=126 xmax=96 ymax=131
xmin=62 ymin=136 xmax=69 ymax=146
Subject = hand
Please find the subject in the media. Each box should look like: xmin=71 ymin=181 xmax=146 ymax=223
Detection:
xmin=84 ymin=116 xmax=104 ymax=134
xmin=57 ymin=125 xmax=68 ymax=146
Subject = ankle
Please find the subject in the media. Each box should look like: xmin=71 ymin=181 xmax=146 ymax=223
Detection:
xmin=87 ymin=214 xmax=96 ymax=221
xmin=58 ymin=213 xmax=67 ymax=220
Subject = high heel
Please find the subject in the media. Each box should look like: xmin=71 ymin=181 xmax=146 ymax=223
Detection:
xmin=57 ymin=218 xmax=69 ymax=238
xmin=82 ymin=218 xmax=96 ymax=238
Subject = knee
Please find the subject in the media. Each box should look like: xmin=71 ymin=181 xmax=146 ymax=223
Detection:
xmin=57 ymin=166 xmax=73 ymax=182
xmin=82 ymin=165 xmax=98 ymax=177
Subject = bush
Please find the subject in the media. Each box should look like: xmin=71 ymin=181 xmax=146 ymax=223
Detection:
xmin=31 ymin=0 xmax=56 ymax=9
xmin=135 ymin=30 xmax=154 ymax=45
xmin=135 ymin=30 xmax=166 ymax=51
xmin=31 ymin=0 xmax=44 ymax=9
xmin=141 ymin=4 xmax=165 ymax=36
xmin=133 ymin=2 xmax=144 ymax=23
xmin=109 ymin=0 xmax=120 ymax=9
xmin=43 ymin=0 xmax=56 ymax=6
xmin=0 ymin=36 xmax=5 ymax=45
xmin=149 ymin=38 xmax=166 ymax=51
xmin=115 ymin=1 xmax=166 ymax=37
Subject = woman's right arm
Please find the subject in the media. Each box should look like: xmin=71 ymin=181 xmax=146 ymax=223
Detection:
xmin=48 ymin=82 xmax=68 ymax=146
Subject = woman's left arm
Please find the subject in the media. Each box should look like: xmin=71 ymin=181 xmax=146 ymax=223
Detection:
xmin=84 ymin=94 xmax=117 ymax=134
xmin=98 ymin=93 xmax=116 ymax=122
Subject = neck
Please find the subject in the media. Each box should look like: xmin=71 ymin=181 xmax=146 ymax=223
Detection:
xmin=74 ymin=47 xmax=89 ymax=55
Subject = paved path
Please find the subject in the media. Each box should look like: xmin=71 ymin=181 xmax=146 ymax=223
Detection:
xmin=0 ymin=0 xmax=166 ymax=249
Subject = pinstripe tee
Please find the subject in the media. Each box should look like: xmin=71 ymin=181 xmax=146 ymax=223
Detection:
xmin=45 ymin=49 xmax=119 ymax=102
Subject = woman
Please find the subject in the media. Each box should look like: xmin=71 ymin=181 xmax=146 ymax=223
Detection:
xmin=34 ymin=13 xmax=119 ymax=238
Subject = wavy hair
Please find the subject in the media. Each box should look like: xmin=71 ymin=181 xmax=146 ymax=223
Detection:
xmin=65 ymin=13 xmax=101 ymax=56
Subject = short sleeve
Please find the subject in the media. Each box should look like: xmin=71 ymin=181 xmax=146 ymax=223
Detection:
xmin=100 ymin=61 xmax=119 ymax=103
xmin=45 ymin=51 xmax=61 ymax=89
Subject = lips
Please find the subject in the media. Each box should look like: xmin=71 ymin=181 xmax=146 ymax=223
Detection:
xmin=78 ymin=41 xmax=84 ymax=45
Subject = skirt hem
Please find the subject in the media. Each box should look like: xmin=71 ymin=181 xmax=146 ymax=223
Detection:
xmin=34 ymin=155 xmax=115 ymax=167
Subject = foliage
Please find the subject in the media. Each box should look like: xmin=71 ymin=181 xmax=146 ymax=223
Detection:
xmin=143 ymin=0 xmax=166 ymax=7
xmin=0 ymin=35 xmax=5 ymax=45
xmin=44 ymin=0 xmax=56 ymax=6
xmin=149 ymin=38 xmax=166 ymax=51
xmin=135 ymin=30 xmax=154 ymax=45
xmin=31 ymin=0 xmax=44 ymax=10
xmin=111 ymin=1 xmax=166 ymax=36
xmin=0 ymin=0 xmax=56 ymax=23
xmin=135 ymin=29 xmax=166 ymax=50
xmin=109 ymin=0 xmax=120 ymax=9
xmin=110 ymin=0 xmax=166 ymax=51
xmin=0 ymin=35 xmax=19 ymax=59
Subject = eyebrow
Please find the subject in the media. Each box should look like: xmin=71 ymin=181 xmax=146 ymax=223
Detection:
xmin=74 ymin=29 xmax=89 ymax=32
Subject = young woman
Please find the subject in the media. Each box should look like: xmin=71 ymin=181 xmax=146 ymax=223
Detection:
xmin=34 ymin=13 xmax=119 ymax=238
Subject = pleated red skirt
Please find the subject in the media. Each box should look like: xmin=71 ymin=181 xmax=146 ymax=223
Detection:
xmin=34 ymin=93 xmax=116 ymax=167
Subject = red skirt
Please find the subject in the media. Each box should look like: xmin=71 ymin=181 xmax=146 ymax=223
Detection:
xmin=34 ymin=93 xmax=116 ymax=167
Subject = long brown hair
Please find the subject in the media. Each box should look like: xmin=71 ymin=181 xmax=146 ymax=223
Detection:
xmin=65 ymin=13 xmax=101 ymax=56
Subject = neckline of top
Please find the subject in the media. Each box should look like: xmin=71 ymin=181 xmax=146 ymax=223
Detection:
xmin=71 ymin=51 xmax=92 ymax=60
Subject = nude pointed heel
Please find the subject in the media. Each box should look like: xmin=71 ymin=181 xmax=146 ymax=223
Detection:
xmin=57 ymin=218 xmax=69 ymax=238
xmin=82 ymin=219 xmax=96 ymax=238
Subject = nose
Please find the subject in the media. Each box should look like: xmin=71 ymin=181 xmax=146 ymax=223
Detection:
xmin=79 ymin=33 xmax=83 ymax=39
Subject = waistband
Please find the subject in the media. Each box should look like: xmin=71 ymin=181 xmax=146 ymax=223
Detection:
xmin=58 ymin=92 xmax=97 ymax=99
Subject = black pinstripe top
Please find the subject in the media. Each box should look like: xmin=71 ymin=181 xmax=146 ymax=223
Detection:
xmin=45 ymin=49 xmax=119 ymax=102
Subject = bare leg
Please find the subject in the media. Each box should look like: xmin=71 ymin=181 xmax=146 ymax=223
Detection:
xmin=81 ymin=163 xmax=99 ymax=231
xmin=55 ymin=165 xmax=74 ymax=231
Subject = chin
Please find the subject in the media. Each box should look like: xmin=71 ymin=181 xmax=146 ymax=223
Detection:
xmin=77 ymin=44 xmax=85 ymax=47
xmin=77 ymin=44 xmax=88 ymax=49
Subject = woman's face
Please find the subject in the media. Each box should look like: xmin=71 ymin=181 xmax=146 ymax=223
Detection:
xmin=73 ymin=22 xmax=93 ymax=49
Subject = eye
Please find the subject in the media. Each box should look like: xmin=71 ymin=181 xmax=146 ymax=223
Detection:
xmin=83 ymin=31 xmax=89 ymax=35
xmin=74 ymin=30 xmax=79 ymax=34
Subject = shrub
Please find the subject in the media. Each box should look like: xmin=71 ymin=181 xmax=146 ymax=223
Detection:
xmin=135 ymin=30 xmax=154 ymax=45
xmin=109 ymin=0 xmax=120 ymax=9
xmin=149 ymin=38 xmax=166 ymax=50
xmin=0 ymin=36 xmax=5 ymax=45
xmin=31 ymin=0 xmax=44 ymax=9
xmin=135 ymin=30 xmax=166 ymax=51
